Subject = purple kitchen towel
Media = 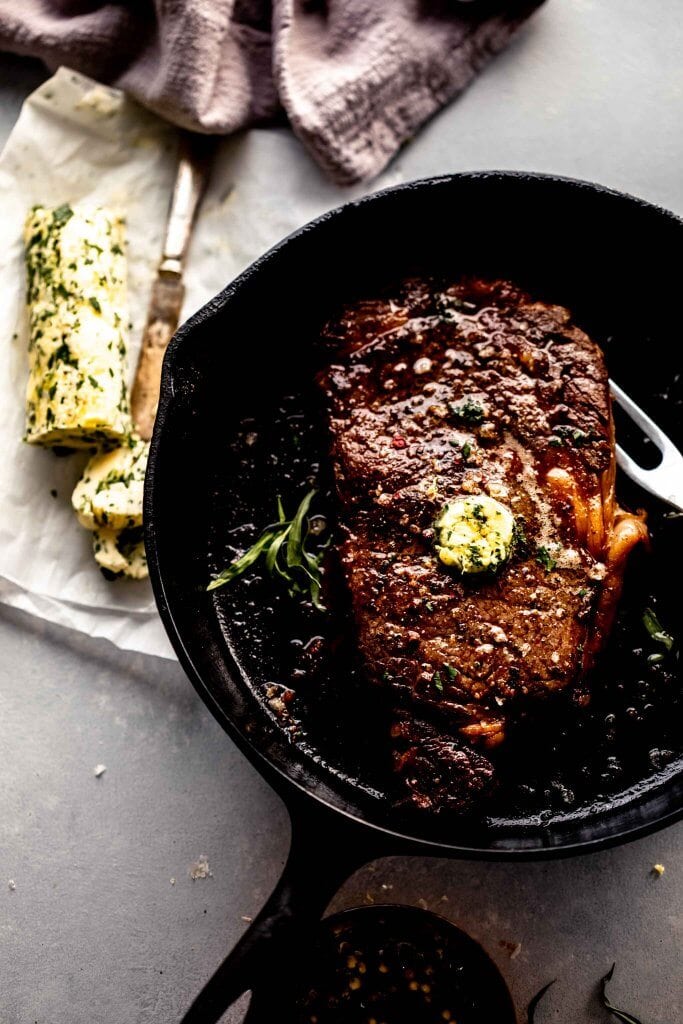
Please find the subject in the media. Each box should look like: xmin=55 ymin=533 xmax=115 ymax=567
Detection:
xmin=0 ymin=0 xmax=544 ymax=184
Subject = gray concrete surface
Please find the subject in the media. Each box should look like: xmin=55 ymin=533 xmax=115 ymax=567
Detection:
xmin=1 ymin=2 xmax=682 ymax=1022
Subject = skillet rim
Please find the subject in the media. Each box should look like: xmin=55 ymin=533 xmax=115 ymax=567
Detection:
xmin=145 ymin=169 xmax=683 ymax=858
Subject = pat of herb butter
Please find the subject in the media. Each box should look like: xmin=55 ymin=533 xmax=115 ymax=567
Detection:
xmin=92 ymin=524 xmax=147 ymax=580
xmin=72 ymin=436 xmax=147 ymax=531
xmin=434 ymin=495 xmax=515 ymax=574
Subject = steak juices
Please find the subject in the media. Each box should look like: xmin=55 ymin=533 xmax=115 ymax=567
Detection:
xmin=318 ymin=278 xmax=647 ymax=813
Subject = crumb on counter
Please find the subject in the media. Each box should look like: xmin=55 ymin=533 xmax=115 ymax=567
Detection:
xmin=94 ymin=763 xmax=107 ymax=777
xmin=499 ymin=938 xmax=523 ymax=959
xmin=652 ymin=863 xmax=665 ymax=877
xmin=189 ymin=855 xmax=212 ymax=881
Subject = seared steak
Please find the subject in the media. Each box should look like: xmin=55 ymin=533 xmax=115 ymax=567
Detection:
xmin=318 ymin=277 xmax=647 ymax=813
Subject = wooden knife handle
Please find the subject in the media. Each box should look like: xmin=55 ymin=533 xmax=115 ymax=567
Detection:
xmin=131 ymin=133 xmax=213 ymax=439
xmin=130 ymin=275 xmax=184 ymax=441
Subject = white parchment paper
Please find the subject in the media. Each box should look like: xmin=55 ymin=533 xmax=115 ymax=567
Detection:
xmin=0 ymin=68 xmax=403 ymax=659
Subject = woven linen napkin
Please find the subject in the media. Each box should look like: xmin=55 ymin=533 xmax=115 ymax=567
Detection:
xmin=0 ymin=0 xmax=544 ymax=184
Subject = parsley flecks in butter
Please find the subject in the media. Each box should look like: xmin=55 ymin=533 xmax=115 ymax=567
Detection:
xmin=93 ymin=524 xmax=147 ymax=580
xmin=72 ymin=436 xmax=148 ymax=532
xmin=434 ymin=495 xmax=515 ymax=575
xmin=23 ymin=204 xmax=131 ymax=448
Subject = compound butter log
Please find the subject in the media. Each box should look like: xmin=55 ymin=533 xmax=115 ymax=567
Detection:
xmin=23 ymin=204 xmax=131 ymax=448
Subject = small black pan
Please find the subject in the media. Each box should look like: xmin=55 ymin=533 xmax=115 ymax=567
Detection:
xmin=145 ymin=172 xmax=683 ymax=1023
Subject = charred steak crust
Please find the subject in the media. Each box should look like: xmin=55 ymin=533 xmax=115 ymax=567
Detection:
xmin=318 ymin=278 xmax=647 ymax=813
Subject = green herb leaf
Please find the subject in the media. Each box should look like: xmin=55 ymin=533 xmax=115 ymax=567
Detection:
xmin=89 ymin=296 xmax=102 ymax=314
xmin=601 ymin=964 xmax=644 ymax=1024
xmin=642 ymin=607 xmax=674 ymax=652
xmin=513 ymin=520 xmax=529 ymax=556
xmin=536 ymin=545 xmax=558 ymax=573
xmin=52 ymin=204 xmax=74 ymax=228
xmin=287 ymin=488 xmax=316 ymax=570
xmin=449 ymin=396 xmax=485 ymax=425
xmin=461 ymin=441 xmax=472 ymax=460
xmin=554 ymin=424 xmax=594 ymax=447
xmin=433 ymin=670 xmax=443 ymax=693
xmin=207 ymin=491 xmax=328 ymax=611
xmin=50 ymin=341 xmax=78 ymax=369
xmin=527 ymin=980 xmax=556 ymax=1023
xmin=307 ymin=569 xmax=324 ymax=612
xmin=265 ymin=528 xmax=292 ymax=583
xmin=207 ymin=528 xmax=279 ymax=591
xmin=467 ymin=542 xmax=484 ymax=569
xmin=445 ymin=664 xmax=459 ymax=681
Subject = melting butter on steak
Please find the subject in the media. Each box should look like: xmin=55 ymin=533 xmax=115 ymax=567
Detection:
xmin=318 ymin=278 xmax=648 ymax=814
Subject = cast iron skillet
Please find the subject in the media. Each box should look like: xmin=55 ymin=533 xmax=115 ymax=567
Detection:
xmin=145 ymin=172 xmax=683 ymax=1023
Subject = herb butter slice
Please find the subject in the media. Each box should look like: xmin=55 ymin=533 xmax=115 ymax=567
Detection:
xmin=435 ymin=495 xmax=515 ymax=574
xmin=23 ymin=204 xmax=131 ymax=447
xmin=93 ymin=525 xmax=147 ymax=580
xmin=72 ymin=436 xmax=147 ymax=531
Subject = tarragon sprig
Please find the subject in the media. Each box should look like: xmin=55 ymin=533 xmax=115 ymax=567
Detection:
xmin=528 ymin=965 xmax=647 ymax=1023
xmin=642 ymin=606 xmax=674 ymax=652
xmin=207 ymin=490 xmax=328 ymax=611
xmin=601 ymin=964 xmax=645 ymax=1024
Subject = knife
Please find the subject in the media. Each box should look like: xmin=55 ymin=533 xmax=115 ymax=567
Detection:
xmin=131 ymin=133 xmax=213 ymax=440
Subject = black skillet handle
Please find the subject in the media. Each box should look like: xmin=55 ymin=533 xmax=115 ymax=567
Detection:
xmin=179 ymin=795 xmax=386 ymax=1024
